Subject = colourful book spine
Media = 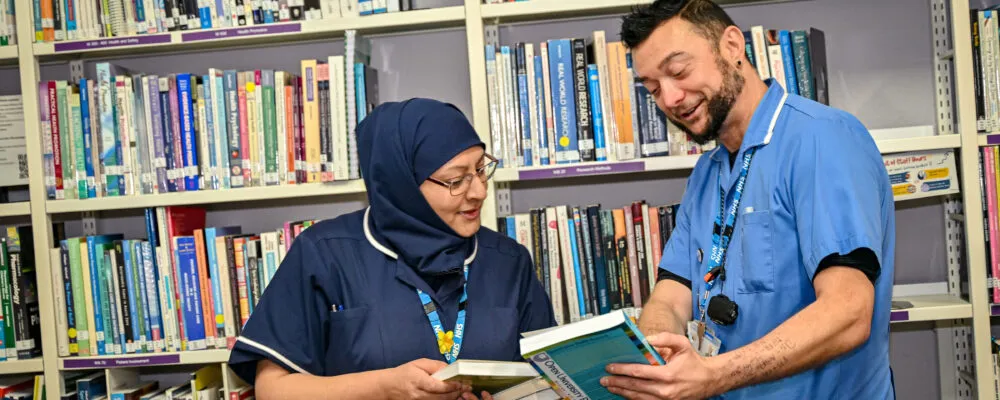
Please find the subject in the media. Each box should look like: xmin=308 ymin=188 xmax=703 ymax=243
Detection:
xmin=57 ymin=81 xmax=75 ymax=199
xmin=59 ymin=242 xmax=76 ymax=356
xmin=176 ymin=236 xmax=207 ymax=350
xmin=141 ymin=241 xmax=164 ymax=352
xmin=177 ymin=74 xmax=200 ymax=191
xmin=225 ymin=70 xmax=244 ymax=188
xmin=68 ymin=237 xmax=90 ymax=356
xmin=547 ymin=39 xmax=579 ymax=164
xmin=71 ymin=86 xmax=87 ymax=199
xmin=149 ymin=76 xmax=169 ymax=194
xmin=169 ymin=76 xmax=186 ymax=192
xmin=262 ymin=70 xmax=278 ymax=185
xmin=586 ymin=65 xmax=606 ymax=162
xmin=0 ymin=239 xmax=13 ymax=360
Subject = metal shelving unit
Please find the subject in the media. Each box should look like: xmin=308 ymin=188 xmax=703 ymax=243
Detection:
xmin=0 ymin=0 xmax=991 ymax=399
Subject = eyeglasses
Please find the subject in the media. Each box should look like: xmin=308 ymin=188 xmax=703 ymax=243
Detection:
xmin=426 ymin=154 xmax=499 ymax=196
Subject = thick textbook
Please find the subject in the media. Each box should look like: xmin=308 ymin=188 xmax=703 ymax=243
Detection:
xmin=431 ymin=360 xmax=539 ymax=394
xmin=519 ymin=309 xmax=664 ymax=400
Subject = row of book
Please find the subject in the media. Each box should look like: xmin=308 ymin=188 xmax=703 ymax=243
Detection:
xmin=31 ymin=0 xmax=417 ymax=43
xmin=484 ymin=26 xmax=828 ymax=171
xmin=970 ymin=8 xmax=1000 ymax=133
xmin=38 ymin=31 xmax=376 ymax=201
xmin=0 ymin=226 xmax=42 ymax=363
xmin=0 ymin=0 xmax=12 ymax=47
xmin=498 ymin=201 xmax=676 ymax=325
xmin=978 ymin=145 xmax=1000 ymax=303
xmin=7 ymin=365 xmax=255 ymax=399
xmin=52 ymin=205 xmax=316 ymax=358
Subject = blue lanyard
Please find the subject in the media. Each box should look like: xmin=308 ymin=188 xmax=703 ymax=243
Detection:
xmin=698 ymin=148 xmax=756 ymax=321
xmin=416 ymin=265 xmax=468 ymax=364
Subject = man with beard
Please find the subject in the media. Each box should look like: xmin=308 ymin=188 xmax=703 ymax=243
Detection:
xmin=598 ymin=0 xmax=896 ymax=399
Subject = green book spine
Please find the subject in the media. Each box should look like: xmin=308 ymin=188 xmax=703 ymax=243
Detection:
xmin=57 ymin=81 xmax=75 ymax=200
xmin=262 ymin=70 xmax=278 ymax=185
xmin=790 ymin=30 xmax=815 ymax=101
xmin=68 ymin=237 xmax=90 ymax=356
xmin=71 ymin=90 xmax=88 ymax=199
xmin=98 ymin=243 xmax=116 ymax=354
xmin=128 ymin=241 xmax=149 ymax=353
xmin=0 ymin=239 xmax=15 ymax=360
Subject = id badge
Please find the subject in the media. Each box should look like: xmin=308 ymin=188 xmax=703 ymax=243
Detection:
xmin=686 ymin=321 xmax=722 ymax=357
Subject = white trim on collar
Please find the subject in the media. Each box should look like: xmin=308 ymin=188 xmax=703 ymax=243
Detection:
xmin=761 ymin=92 xmax=789 ymax=145
xmin=362 ymin=206 xmax=478 ymax=265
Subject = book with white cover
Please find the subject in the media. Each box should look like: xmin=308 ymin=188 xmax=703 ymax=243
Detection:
xmin=432 ymin=360 xmax=539 ymax=394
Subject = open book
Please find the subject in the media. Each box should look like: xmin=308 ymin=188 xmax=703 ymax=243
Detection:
xmin=431 ymin=360 xmax=539 ymax=394
xmin=519 ymin=309 xmax=665 ymax=399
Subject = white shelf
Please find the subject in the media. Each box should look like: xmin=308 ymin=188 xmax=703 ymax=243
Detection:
xmin=480 ymin=0 xmax=792 ymax=22
xmin=60 ymin=349 xmax=231 ymax=370
xmin=32 ymin=6 xmax=465 ymax=59
xmin=45 ymin=180 xmax=366 ymax=214
xmin=0 ymin=358 xmax=43 ymax=375
xmin=0 ymin=45 xmax=16 ymax=61
xmin=890 ymin=294 xmax=972 ymax=323
xmin=494 ymin=132 xmax=960 ymax=183
xmin=0 ymin=202 xmax=30 ymax=217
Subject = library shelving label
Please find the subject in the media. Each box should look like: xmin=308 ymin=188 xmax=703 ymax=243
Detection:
xmin=985 ymin=134 xmax=1000 ymax=146
xmin=517 ymin=161 xmax=645 ymax=180
xmin=991 ymin=304 xmax=1000 ymax=316
xmin=889 ymin=310 xmax=908 ymax=322
xmin=54 ymin=34 xmax=173 ymax=52
xmin=182 ymin=23 xmax=302 ymax=42
xmin=63 ymin=354 xmax=181 ymax=369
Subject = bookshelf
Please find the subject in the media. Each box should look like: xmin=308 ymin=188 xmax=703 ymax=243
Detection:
xmin=0 ymin=0 xmax=992 ymax=399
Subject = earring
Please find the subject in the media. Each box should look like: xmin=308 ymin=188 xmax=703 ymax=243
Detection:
xmin=737 ymin=60 xmax=742 ymax=66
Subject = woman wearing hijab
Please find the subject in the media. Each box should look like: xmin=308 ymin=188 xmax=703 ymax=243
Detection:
xmin=227 ymin=98 xmax=556 ymax=400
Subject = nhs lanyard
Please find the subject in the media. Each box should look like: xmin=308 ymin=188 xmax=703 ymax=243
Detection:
xmin=416 ymin=265 xmax=469 ymax=364
xmin=698 ymin=92 xmax=787 ymax=321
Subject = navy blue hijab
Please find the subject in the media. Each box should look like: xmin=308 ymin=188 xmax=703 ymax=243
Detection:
xmin=357 ymin=98 xmax=485 ymax=277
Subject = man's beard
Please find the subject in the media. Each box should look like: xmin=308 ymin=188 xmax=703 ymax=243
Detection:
xmin=668 ymin=56 xmax=745 ymax=146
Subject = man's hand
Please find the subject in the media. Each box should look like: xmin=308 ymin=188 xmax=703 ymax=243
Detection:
xmin=600 ymin=332 xmax=722 ymax=400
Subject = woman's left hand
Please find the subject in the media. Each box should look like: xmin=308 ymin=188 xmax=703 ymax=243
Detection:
xmin=460 ymin=391 xmax=493 ymax=400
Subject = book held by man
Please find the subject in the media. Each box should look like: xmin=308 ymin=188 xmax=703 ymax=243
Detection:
xmin=519 ymin=309 xmax=665 ymax=400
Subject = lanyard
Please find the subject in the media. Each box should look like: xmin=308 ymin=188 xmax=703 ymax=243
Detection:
xmin=698 ymin=148 xmax=756 ymax=321
xmin=416 ymin=265 xmax=468 ymax=364
xmin=697 ymin=92 xmax=787 ymax=322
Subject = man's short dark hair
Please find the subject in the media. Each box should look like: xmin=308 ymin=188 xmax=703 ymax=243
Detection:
xmin=620 ymin=0 xmax=738 ymax=49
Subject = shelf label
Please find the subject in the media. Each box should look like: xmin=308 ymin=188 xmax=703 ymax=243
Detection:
xmin=182 ymin=23 xmax=302 ymax=42
xmin=889 ymin=310 xmax=909 ymax=322
xmin=63 ymin=354 xmax=181 ymax=369
xmin=987 ymin=135 xmax=1000 ymax=146
xmin=54 ymin=34 xmax=172 ymax=52
xmin=516 ymin=161 xmax=645 ymax=181
xmin=992 ymin=304 xmax=1000 ymax=316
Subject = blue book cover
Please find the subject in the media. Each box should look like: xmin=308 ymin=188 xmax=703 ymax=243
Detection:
xmin=177 ymin=74 xmax=200 ymax=191
xmin=131 ymin=240 xmax=152 ymax=352
xmin=546 ymin=39 xmax=579 ymax=164
xmin=159 ymin=90 xmax=178 ymax=193
xmin=586 ymin=64 xmax=606 ymax=162
xmin=779 ymin=30 xmax=799 ymax=96
xmin=76 ymin=371 xmax=107 ymax=400
xmin=79 ymin=79 xmax=96 ymax=198
xmin=175 ymin=236 xmax=207 ymax=350
xmin=516 ymin=44 xmax=533 ymax=167
xmin=566 ymin=210 xmax=585 ymax=318
xmin=533 ymin=55 xmax=549 ymax=165
xmin=202 ymin=74 xmax=218 ymax=190
xmin=122 ymin=240 xmax=142 ymax=353
xmin=88 ymin=234 xmax=123 ymax=355
xmin=520 ymin=310 xmax=664 ymax=400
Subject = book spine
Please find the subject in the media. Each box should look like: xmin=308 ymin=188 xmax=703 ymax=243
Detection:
xmin=547 ymin=39 xmax=578 ymax=164
xmin=571 ymin=38 xmax=593 ymax=163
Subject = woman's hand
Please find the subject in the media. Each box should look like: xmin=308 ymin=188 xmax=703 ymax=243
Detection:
xmin=382 ymin=358 xmax=470 ymax=400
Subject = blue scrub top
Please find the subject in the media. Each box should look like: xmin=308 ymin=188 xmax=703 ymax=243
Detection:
xmin=228 ymin=207 xmax=557 ymax=384
xmin=660 ymin=79 xmax=895 ymax=399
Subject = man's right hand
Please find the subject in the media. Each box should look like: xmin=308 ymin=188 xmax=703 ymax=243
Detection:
xmin=382 ymin=358 xmax=470 ymax=400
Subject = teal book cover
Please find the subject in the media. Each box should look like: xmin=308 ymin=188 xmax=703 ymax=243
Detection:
xmin=520 ymin=310 xmax=664 ymax=400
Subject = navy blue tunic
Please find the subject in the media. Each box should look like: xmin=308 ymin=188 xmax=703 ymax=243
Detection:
xmin=228 ymin=207 xmax=557 ymax=384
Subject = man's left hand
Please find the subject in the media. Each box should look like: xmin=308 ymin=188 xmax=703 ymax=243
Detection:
xmin=601 ymin=332 xmax=722 ymax=400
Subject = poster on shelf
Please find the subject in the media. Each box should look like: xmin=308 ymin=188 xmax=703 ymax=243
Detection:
xmin=883 ymin=149 xmax=959 ymax=201
xmin=0 ymin=95 xmax=26 ymax=188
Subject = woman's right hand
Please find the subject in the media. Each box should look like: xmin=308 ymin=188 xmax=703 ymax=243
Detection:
xmin=382 ymin=358 xmax=471 ymax=400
